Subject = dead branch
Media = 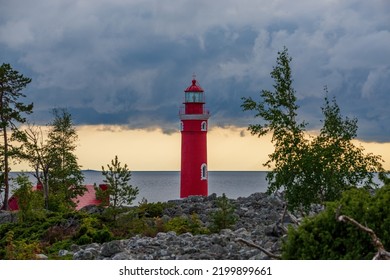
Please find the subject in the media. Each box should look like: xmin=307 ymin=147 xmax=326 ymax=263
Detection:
xmin=277 ymin=204 xmax=289 ymax=234
xmin=235 ymin=238 xmax=281 ymax=260
xmin=275 ymin=192 xmax=300 ymax=234
xmin=337 ymin=213 xmax=390 ymax=260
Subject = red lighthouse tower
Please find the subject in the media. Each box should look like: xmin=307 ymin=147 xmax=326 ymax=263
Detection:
xmin=179 ymin=77 xmax=210 ymax=198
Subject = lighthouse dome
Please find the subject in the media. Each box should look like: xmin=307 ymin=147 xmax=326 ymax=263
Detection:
xmin=184 ymin=79 xmax=204 ymax=92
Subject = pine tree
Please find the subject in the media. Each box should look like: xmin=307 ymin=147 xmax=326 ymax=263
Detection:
xmin=209 ymin=193 xmax=237 ymax=233
xmin=0 ymin=63 xmax=33 ymax=210
xmin=97 ymin=155 xmax=139 ymax=221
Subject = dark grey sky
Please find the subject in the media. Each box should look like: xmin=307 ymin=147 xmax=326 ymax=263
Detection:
xmin=1 ymin=0 xmax=389 ymax=141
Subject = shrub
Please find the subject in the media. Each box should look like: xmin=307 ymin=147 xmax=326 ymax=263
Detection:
xmin=4 ymin=231 xmax=41 ymax=260
xmin=73 ymin=216 xmax=114 ymax=244
xmin=282 ymin=184 xmax=390 ymax=259
xmin=164 ymin=214 xmax=209 ymax=235
xmin=137 ymin=200 xmax=173 ymax=218
xmin=12 ymin=174 xmax=45 ymax=223
xmin=77 ymin=234 xmax=93 ymax=245
xmin=92 ymin=227 xmax=113 ymax=243
xmin=208 ymin=193 xmax=238 ymax=233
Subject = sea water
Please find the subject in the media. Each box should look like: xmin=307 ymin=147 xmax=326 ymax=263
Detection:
xmin=82 ymin=170 xmax=269 ymax=203
xmin=6 ymin=171 xmax=268 ymax=203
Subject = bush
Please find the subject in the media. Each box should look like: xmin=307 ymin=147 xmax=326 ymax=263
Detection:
xmin=12 ymin=174 xmax=45 ymax=222
xmin=77 ymin=234 xmax=93 ymax=245
xmin=92 ymin=227 xmax=113 ymax=243
xmin=73 ymin=216 xmax=114 ymax=244
xmin=137 ymin=200 xmax=173 ymax=218
xmin=208 ymin=193 xmax=237 ymax=233
xmin=4 ymin=231 xmax=41 ymax=260
xmin=164 ymin=214 xmax=209 ymax=235
xmin=282 ymin=184 xmax=390 ymax=259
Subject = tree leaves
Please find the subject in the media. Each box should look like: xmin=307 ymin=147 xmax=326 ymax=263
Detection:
xmin=98 ymin=155 xmax=139 ymax=221
xmin=241 ymin=47 xmax=384 ymax=213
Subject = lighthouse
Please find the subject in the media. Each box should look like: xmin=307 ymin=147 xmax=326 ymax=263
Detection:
xmin=179 ymin=77 xmax=210 ymax=198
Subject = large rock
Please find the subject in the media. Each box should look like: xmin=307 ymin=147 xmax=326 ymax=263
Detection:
xmin=101 ymin=240 xmax=124 ymax=257
xmin=0 ymin=211 xmax=18 ymax=224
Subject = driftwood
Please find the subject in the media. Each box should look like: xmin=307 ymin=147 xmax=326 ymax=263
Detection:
xmin=336 ymin=209 xmax=390 ymax=260
xmin=235 ymin=238 xmax=281 ymax=260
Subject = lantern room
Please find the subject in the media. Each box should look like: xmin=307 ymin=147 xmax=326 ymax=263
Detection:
xmin=184 ymin=79 xmax=205 ymax=103
xmin=183 ymin=79 xmax=207 ymax=115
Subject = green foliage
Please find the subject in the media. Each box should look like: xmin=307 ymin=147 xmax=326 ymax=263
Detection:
xmin=209 ymin=193 xmax=238 ymax=233
xmin=304 ymin=95 xmax=383 ymax=203
xmin=0 ymin=195 xmax=231 ymax=259
xmin=0 ymin=211 xmax=113 ymax=256
xmin=73 ymin=216 xmax=113 ymax=245
xmin=12 ymin=173 xmax=45 ymax=222
xmin=4 ymin=231 xmax=41 ymax=260
xmin=93 ymin=227 xmax=114 ymax=243
xmin=282 ymin=184 xmax=390 ymax=259
xmin=241 ymin=47 xmax=308 ymax=212
xmin=46 ymin=108 xmax=85 ymax=210
xmin=241 ymin=47 xmax=383 ymax=212
xmin=164 ymin=214 xmax=209 ymax=235
xmin=0 ymin=63 xmax=33 ymax=210
xmin=111 ymin=201 xmax=173 ymax=238
xmin=98 ymin=155 xmax=139 ymax=221
xmin=137 ymin=199 xmax=173 ymax=218
xmin=19 ymin=109 xmax=85 ymax=211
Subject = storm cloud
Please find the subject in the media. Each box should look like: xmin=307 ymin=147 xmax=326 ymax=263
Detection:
xmin=1 ymin=0 xmax=389 ymax=141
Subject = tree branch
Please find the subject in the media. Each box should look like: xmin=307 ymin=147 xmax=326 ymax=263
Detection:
xmin=336 ymin=213 xmax=390 ymax=260
xmin=235 ymin=238 xmax=281 ymax=260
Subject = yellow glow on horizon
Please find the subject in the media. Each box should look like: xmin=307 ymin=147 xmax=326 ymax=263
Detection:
xmin=74 ymin=125 xmax=274 ymax=171
xmin=11 ymin=125 xmax=390 ymax=172
xmin=73 ymin=125 xmax=390 ymax=172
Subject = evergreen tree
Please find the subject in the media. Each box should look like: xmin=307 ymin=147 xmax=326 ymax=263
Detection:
xmin=209 ymin=193 xmax=237 ymax=233
xmin=97 ymin=155 xmax=139 ymax=221
xmin=0 ymin=63 xmax=33 ymax=210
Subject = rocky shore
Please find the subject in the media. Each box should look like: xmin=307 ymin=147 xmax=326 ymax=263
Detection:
xmin=69 ymin=192 xmax=296 ymax=260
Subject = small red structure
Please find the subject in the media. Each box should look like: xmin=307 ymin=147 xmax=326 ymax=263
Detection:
xmin=73 ymin=184 xmax=108 ymax=210
xmin=179 ymin=77 xmax=210 ymax=198
xmin=7 ymin=196 xmax=19 ymax=211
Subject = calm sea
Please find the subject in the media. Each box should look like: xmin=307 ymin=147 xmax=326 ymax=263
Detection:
xmin=84 ymin=171 xmax=269 ymax=203
xmin=8 ymin=171 xmax=383 ymax=204
xmin=8 ymin=171 xmax=269 ymax=204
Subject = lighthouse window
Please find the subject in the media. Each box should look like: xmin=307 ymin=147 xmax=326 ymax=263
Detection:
xmin=185 ymin=92 xmax=204 ymax=103
xmin=201 ymin=121 xmax=207 ymax=131
xmin=201 ymin=163 xmax=207 ymax=180
xmin=180 ymin=121 xmax=184 ymax=131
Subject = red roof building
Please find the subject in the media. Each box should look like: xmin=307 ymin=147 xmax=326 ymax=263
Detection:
xmin=73 ymin=184 xmax=108 ymax=210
